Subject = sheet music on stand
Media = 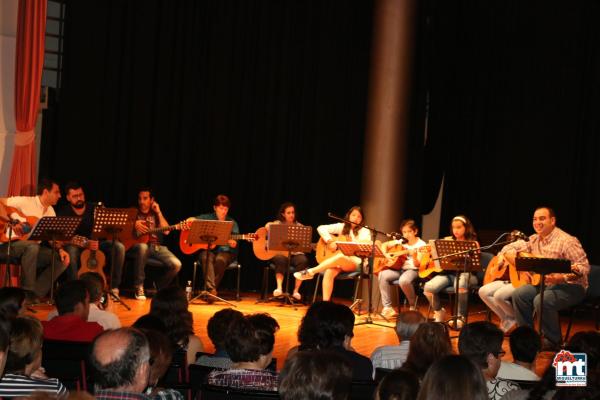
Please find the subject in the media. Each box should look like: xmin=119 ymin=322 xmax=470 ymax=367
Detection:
xmin=91 ymin=208 xmax=137 ymax=240
xmin=336 ymin=242 xmax=385 ymax=259
xmin=268 ymin=225 xmax=312 ymax=253
xmin=28 ymin=216 xmax=82 ymax=242
xmin=187 ymin=220 xmax=233 ymax=246
xmin=430 ymin=239 xmax=481 ymax=272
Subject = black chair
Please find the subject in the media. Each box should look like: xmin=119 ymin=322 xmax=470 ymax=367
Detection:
xmin=162 ymin=348 xmax=189 ymax=385
xmin=42 ymin=340 xmax=92 ymax=391
xmin=563 ymin=264 xmax=600 ymax=342
xmin=349 ymin=380 xmax=377 ymax=400
xmin=193 ymin=260 xmax=241 ymax=301
xmin=199 ymin=384 xmax=280 ymax=400
xmin=374 ymin=367 xmax=393 ymax=383
xmin=312 ymin=271 xmax=365 ymax=311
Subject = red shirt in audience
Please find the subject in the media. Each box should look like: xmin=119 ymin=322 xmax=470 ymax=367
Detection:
xmin=42 ymin=315 xmax=103 ymax=342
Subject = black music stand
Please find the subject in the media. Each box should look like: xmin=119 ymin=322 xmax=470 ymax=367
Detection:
xmin=92 ymin=207 xmax=137 ymax=311
xmin=28 ymin=216 xmax=82 ymax=304
xmin=188 ymin=219 xmax=236 ymax=306
xmin=265 ymin=224 xmax=312 ymax=307
xmin=430 ymin=239 xmax=481 ymax=331
xmin=337 ymin=242 xmax=388 ymax=318
xmin=515 ymin=256 xmax=571 ymax=341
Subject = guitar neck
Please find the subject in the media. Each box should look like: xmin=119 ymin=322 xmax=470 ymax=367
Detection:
xmin=141 ymin=222 xmax=184 ymax=236
xmin=231 ymin=233 xmax=253 ymax=241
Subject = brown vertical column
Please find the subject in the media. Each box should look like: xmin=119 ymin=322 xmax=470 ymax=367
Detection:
xmin=360 ymin=0 xmax=417 ymax=310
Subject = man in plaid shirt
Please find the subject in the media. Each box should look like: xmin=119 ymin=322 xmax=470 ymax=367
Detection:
xmin=499 ymin=207 xmax=589 ymax=349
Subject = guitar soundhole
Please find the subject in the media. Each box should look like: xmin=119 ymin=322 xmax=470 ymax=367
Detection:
xmin=89 ymin=259 xmax=97 ymax=268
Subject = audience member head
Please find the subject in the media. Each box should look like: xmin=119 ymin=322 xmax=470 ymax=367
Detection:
xmin=417 ymin=355 xmax=488 ymax=400
xmin=5 ymin=316 xmax=43 ymax=375
xmin=395 ymin=310 xmax=426 ymax=342
xmin=0 ymin=314 xmax=11 ymax=376
xmin=90 ymin=328 xmax=150 ymax=392
xmin=509 ymin=325 xmax=540 ymax=365
xmin=142 ymin=329 xmax=173 ymax=388
xmin=132 ymin=314 xmax=167 ymax=332
xmin=298 ymin=301 xmax=355 ymax=351
xmin=225 ymin=313 xmax=279 ymax=369
xmin=79 ymin=272 xmax=105 ymax=304
xmin=375 ymin=369 xmax=420 ymax=400
xmin=0 ymin=287 xmax=26 ymax=319
xmin=207 ymin=308 xmax=244 ymax=352
xmin=55 ymin=280 xmax=90 ymax=320
xmin=458 ymin=321 xmax=504 ymax=381
xmin=279 ymin=350 xmax=352 ymax=400
xmin=149 ymin=286 xmax=193 ymax=349
xmin=401 ymin=322 xmax=452 ymax=379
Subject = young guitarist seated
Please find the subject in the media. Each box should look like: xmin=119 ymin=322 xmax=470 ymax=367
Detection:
xmin=294 ymin=206 xmax=370 ymax=302
xmin=377 ymin=220 xmax=427 ymax=318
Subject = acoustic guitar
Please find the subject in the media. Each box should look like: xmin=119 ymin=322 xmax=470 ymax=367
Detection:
xmin=314 ymin=234 xmax=352 ymax=264
xmin=482 ymin=253 xmax=542 ymax=287
xmin=252 ymin=227 xmax=288 ymax=260
xmin=373 ymin=242 xmax=409 ymax=275
xmin=179 ymin=229 xmax=256 ymax=255
xmin=79 ymin=248 xmax=107 ymax=284
xmin=417 ymin=246 xmax=445 ymax=278
xmin=122 ymin=220 xmax=189 ymax=251
xmin=0 ymin=206 xmax=38 ymax=242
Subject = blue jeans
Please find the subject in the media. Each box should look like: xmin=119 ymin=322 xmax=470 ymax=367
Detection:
xmin=100 ymin=240 xmax=126 ymax=289
xmin=378 ymin=269 xmax=418 ymax=307
xmin=512 ymin=283 xmax=585 ymax=344
xmin=424 ymin=273 xmax=477 ymax=316
xmin=128 ymin=243 xmax=182 ymax=288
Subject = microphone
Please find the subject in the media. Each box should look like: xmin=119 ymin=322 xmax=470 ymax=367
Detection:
xmin=386 ymin=232 xmax=406 ymax=242
xmin=510 ymin=230 xmax=529 ymax=242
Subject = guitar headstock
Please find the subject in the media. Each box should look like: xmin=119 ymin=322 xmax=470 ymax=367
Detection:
xmin=245 ymin=233 xmax=257 ymax=242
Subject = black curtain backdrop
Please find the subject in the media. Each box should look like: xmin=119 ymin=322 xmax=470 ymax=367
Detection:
xmin=40 ymin=0 xmax=375 ymax=291
xmin=41 ymin=0 xmax=600 ymax=293
xmin=418 ymin=0 xmax=600 ymax=263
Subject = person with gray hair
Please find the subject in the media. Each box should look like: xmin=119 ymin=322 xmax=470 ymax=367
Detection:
xmin=90 ymin=328 xmax=152 ymax=399
xmin=370 ymin=310 xmax=426 ymax=372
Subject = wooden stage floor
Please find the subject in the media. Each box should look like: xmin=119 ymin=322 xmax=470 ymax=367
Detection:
xmin=29 ymin=291 xmax=598 ymax=374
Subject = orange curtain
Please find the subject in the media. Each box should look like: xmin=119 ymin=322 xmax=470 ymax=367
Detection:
xmin=8 ymin=0 xmax=47 ymax=196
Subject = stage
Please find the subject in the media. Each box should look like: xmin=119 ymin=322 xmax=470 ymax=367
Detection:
xmin=29 ymin=290 xmax=597 ymax=374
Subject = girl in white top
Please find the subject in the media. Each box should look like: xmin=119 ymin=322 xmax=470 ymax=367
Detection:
xmin=378 ymin=220 xmax=427 ymax=317
xmin=294 ymin=206 xmax=370 ymax=301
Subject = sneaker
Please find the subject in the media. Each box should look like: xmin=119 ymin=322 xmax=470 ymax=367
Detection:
xmin=433 ymin=308 xmax=447 ymax=323
xmin=448 ymin=317 xmax=464 ymax=330
xmin=501 ymin=318 xmax=517 ymax=334
xmin=409 ymin=305 xmax=417 ymax=311
xmin=293 ymin=269 xmax=314 ymax=281
xmin=381 ymin=307 xmax=398 ymax=318
xmin=134 ymin=285 xmax=146 ymax=300
xmin=273 ymin=288 xmax=283 ymax=297
xmin=109 ymin=288 xmax=120 ymax=297
xmin=292 ymin=292 xmax=302 ymax=301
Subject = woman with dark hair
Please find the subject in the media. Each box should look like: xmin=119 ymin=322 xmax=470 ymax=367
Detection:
xmin=295 ymin=206 xmax=370 ymax=301
xmin=0 ymin=287 xmax=26 ymax=319
xmin=279 ymin=350 xmax=352 ymax=400
xmin=295 ymin=301 xmax=373 ymax=381
xmin=0 ymin=316 xmax=67 ymax=398
xmin=400 ymin=322 xmax=452 ymax=381
xmin=417 ymin=355 xmax=488 ymax=400
xmin=378 ymin=219 xmax=428 ymax=317
xmin=375 ymin=369 xmax=420 ymax=400
xmin=207 ymin=313 xmax=280 ymax=391
xmin=423 ymin=215 xmax=479 ymax=327
xmin=148 ymin=286 xmax=204 ymax=365
xmin=265 ymin=202 xmax=310 ymax=300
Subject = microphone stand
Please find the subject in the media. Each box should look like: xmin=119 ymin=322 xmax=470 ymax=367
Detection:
xmin=327 ymin=213 xmax=394 ymax=329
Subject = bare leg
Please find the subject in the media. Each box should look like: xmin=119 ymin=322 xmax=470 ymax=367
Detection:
xmin=275 ymin=272 xmax=284 ymax=291
xmin=322 ymin=268 xmax=341 ymax=301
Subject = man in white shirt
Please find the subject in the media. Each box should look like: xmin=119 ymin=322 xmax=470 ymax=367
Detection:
xmin=0 ymin=179 xmax=70 ymax=301
xmin=497 ymin=326 xmax=540 ymax=381
xmin=370 ymin=310 xmax=425 ymax=374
